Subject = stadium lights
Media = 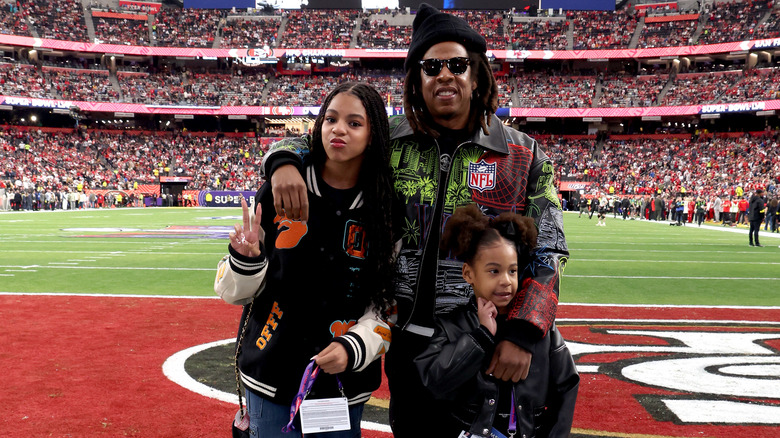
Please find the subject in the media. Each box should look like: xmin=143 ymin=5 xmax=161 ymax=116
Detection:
xmin=30 ymin=115 xmax=37 ymax=122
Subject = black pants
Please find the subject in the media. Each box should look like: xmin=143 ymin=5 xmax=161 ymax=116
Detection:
xmin=749 ymin=219 xmax=762 ymax=245
xmin=385 ymin=328 xmax=449 ymax=437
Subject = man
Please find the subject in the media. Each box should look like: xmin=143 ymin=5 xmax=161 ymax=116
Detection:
xmin=260 ymin=4 xmax=575 ymax=437
xmin=713 ymin=195 xmax=722 ymax=222
xmin=621 ymin=196 xmax=631 ymax=220
xmin=737 ymin=196 xmax=749 ymax=224
xmin=748 ymin=188 xmax=766 ymax=247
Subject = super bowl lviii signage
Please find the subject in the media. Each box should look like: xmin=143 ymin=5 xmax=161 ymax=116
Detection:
xmin=200 ymin=191 xmax=257 ymax=208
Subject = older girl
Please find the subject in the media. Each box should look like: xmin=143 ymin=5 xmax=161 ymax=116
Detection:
xmin=215 ymin=82 xmax=395 ymax=438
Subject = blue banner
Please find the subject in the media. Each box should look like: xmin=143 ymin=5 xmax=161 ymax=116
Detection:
xmin=183 ymin=0 xmax=254 ymax=9
xmin=540 ymin=0 xmax=614 ymax=11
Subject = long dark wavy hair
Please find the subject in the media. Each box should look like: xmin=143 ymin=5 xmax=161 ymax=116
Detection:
xmin=309 ymin=81 xmax=395 ymax=315
xmin=403 ymin=49 xmax=499 ymax=138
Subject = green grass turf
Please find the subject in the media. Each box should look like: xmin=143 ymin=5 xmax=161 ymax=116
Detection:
xmin=1 ymin=208 xmax=778 ymax=305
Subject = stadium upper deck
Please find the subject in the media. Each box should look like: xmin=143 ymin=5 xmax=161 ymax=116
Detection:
xmin=0 ymin=0 xmax=779 ymax=128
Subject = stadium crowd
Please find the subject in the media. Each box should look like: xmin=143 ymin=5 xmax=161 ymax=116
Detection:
xmin=508 ymin=18 xmax=568 ymax=50
xmin=4 ymin=54 xmax=780 ymax=109
xmin=571 ymin=9 xmax=637 ymax=50
xmin=219 ymin=18 xmax=280 ymax=49
xmin=94 ymin=16 xmax=149 ymax=46
xmin=637 ymin=19 xmax=697 ymax=48
xmin=280 ymin=9 xmax=359 ymax=48
xmin=1 ymin=1 xmax=780 ymax=52
xmin=0 ymin=2 xmax=778 ymax=227
xmin=2 ymin=126 xmax=777 ymax=214
xmin=357 ymin=18 xmax=413 ymax=49
xmin=0 ymin=128 xmax=266 ymax=210
xmin=698 ymin=0 xmax=776 ymax=45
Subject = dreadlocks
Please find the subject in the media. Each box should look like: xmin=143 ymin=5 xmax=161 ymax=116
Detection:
xmin=403 ymin=50 xmax=499 ymax=139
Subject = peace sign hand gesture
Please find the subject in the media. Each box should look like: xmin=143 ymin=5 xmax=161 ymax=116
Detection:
xmin=229 ymin=198 xmax=264 ymax=258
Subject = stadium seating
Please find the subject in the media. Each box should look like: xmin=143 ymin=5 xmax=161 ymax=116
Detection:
xmin=0 ymin=3 xmax=778 ymax=199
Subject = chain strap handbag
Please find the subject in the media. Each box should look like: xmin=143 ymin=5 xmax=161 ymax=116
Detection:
xmin=232 ymin=302 xmax=254 ymax=438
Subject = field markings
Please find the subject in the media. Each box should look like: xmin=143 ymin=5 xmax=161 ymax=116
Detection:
xmin=1 ymin=249 xmax=224 ymax=256
xmin=571 ymin=248 xmax=776 ymax=253
xmin=567 ymin=274 xmax=780 ymax=280
xmin=0 ymin=291 xmax=221 ymax=299
xmin=0 ymin=265 xmax=212 ymax=271
xmin=0 ymin=239 xmax=226 ymax=245
xmin=558 ymin=318 xmax=780 ymax=325
xmin=160 ymin=337 xmax=394 ymax=433
xmin=5 ymin=292 xmax=780 ymax=311
xmin=565 ymin=302 xmax=780 ymax=310
xmin=574 ymin=259 xmax=780 ymax=265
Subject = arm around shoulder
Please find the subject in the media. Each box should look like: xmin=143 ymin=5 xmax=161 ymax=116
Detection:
xmin=508 ymin=138 xmax=569 ymax=343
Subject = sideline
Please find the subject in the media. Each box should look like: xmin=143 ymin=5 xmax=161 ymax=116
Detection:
xmin=565 ymin=210 xmax=780 ymax=241
xmin=4 ymin=292 xmax=780 ymax=310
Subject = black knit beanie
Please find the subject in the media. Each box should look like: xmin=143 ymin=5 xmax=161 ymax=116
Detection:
xmin=403 ymin=3 xmax=487 ymax=72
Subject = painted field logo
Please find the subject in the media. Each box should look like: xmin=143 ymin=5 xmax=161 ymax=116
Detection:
xmin=562 ymin=319 xmax=780 ymax=437
xmin=467 ymin=160 xmax=496 ymax=192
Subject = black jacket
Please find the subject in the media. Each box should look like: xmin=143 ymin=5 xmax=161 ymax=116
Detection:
xmin=748 ymin=194 xmax=766 ymax=222
xmin=216 ymin=162 xmax=390 ymax=406
xmin=414 ymin=298 xmax=579 ymax=438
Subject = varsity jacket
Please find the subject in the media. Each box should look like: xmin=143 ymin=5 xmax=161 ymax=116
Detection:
xmin=214 ymin=162 xmax=392 ymax=406
xmin=414 ymin=298 xmax=579 ymax=438
xmin=261 ymin=115 xmax=569 ymax=350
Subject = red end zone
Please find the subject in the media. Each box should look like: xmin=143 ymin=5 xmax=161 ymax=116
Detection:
xmin=1 ymin=295 xmax=778 ymax=438
xmin=561 ymin=304 xmax=780 ymax=438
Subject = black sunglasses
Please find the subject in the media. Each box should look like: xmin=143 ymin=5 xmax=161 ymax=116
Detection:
xmin=418 ymin=57 xmax=471 ymax=76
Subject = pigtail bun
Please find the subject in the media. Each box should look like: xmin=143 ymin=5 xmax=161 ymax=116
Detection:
xmin=442 ymin=204 xmax=539 ymax=264
xmin=441 ymin=204 xmax=489 ymax=262
xmin=492 ymin=212 xmax=538 ymax=262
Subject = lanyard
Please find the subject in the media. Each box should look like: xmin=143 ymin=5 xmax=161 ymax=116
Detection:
xmin=282 ymin=360 xmax=345 ymax=433
xmin=507 ymin=392 xmax=517 ymax=438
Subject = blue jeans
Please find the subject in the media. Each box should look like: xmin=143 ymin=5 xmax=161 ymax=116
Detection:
xmin=245 ymin=390 xmax=364 ymax=438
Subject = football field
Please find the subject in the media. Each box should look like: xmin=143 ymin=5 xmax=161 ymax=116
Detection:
xmin=1 ymin=207 xmax=779 ymax=437
xmin=1 ymin=207 xmax=778 ymax=305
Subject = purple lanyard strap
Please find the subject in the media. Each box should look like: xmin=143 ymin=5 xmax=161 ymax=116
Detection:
xmin=508 ymin=392 xmax=517 ymax=438
xmin=282 ymin=360 xmax=345 ymax=434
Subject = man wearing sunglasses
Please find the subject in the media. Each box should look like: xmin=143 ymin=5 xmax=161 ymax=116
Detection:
xmin=260 ymin=3 xmax=575 ymax=437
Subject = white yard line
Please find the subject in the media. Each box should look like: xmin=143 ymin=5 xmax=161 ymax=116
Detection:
xmin=567 ymin=275 xmax=780 ymax=280
xmin=0 ymin=265 xmax=212 ymax=271
xmin=575 ymin=259 xmax=780 ymax=265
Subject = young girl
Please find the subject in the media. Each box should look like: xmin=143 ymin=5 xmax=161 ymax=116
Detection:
xmin=415 ymin=204 xmax=579 ymax=438
xmin=215 ymin=82 xmax=395 ymax=438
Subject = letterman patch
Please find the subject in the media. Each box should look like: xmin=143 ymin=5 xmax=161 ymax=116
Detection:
xmin=467 ymin=160 xmax=496 ymax=193
xmin=344 ymin=220 xmax=367 ymax=259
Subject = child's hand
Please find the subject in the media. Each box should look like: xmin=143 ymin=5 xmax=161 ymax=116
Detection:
xmin=314 ymin=342 xmax=349 ymax=374
xmin=477 ymin=297 xmax=497 ymax=336
xmin=229 ymin=198 xmax=264 ymax=258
